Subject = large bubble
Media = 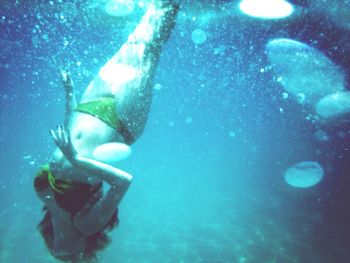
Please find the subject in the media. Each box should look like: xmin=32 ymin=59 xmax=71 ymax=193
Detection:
xmin=104 ymin=0 xmax=135 ymax=17
xmin=311 ymin=0 xmax=350 ymax=30
xmin=314 ymin=130 xmax=330 ymax=142
xmin=284 ymin=161 xmax=324 ymax=188
xmin=191 ymin=29 xmax=207 ymax=45
xmin=93 ymin=143 xmax=131 ymax=163
xmin=239 ymin=0 xmax=294 ymax=19
xmin=266 ymin=38 xmax=345 ymax=104
xmin=316 ymin=91 xmax=350 ymax=119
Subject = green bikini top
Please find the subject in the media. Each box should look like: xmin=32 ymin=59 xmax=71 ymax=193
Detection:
xmin=75 ymin=98 xmax=135 ymax=145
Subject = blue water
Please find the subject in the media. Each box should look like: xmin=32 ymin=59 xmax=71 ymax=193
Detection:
xmin=1 ymin=0 xmax=350 ymax=262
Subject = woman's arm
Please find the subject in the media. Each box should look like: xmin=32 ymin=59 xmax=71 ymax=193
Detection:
xmin=73 ymin=178 xmax=130 ymax=235
xmin=61 ymin=70 xmax=77 ymax=128
xmin=35 ymin=185 xmax=64 ymax=216
xmin=51 ymin=125 xmax=132 ymax=235
xmin=50 ymin=125 xmax=132 ymax=185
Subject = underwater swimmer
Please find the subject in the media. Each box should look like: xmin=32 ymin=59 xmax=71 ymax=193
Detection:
xmin=34 ymin=1 xmax=179 ymax=261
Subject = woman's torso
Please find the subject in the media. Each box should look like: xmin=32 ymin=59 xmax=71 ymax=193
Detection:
xmin=39 ymin=112 xmax=113 ymax=256
xmin=50 ymin=111 xmax=122 ymax=183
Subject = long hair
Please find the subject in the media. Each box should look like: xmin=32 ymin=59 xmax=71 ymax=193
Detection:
xmin=38 ymin=206 xmax=118 ymax=262
xmin=35 ymin=177 xmax=119 ymax=262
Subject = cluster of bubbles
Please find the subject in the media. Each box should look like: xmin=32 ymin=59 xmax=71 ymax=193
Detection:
xmin=244 ymin=1 xmax=350 ymax=188
xmin=183 ymin=1 xmax=348 ymax=190
xmin=10 ymin=0 xmax=348 ymax=189
xmin=266 ymin=38 xmax=349 ymax=188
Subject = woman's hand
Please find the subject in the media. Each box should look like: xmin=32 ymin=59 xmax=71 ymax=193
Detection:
xmin=61 ymin=69 xmax=74 ymax=95
xmin=50 ymin=125 xmax=78 ymax=163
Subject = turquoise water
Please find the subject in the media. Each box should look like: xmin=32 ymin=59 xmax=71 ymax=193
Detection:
xmin=1 ymin=1 xmax=350 ymax=262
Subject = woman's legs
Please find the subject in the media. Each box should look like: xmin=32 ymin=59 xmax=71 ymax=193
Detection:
xmin=81 ymin=1 xmax=179 ymax=141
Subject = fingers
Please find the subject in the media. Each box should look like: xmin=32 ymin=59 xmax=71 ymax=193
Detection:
xmin=60 ymin=125 xmax=70 ymax=144
xmin=50 ymin=129 xmax=58 ymax=142
xmin=60 ymin=70 xmax=67 ymax=82
xmin=66 ymin=71 xmax=72 ymax=84
xmin=50 ymin=125 xmax=70 ymax=145
xmin=57 ymin=125 xmax=64 ymax=142
xmin=64 ymin=127 xmax=71 ymax=143
xmin=60 ymin=69 xmax=73 ymax=88
xmin=65 ymin=71 xmax=72 ymax=85
xmin=61 ymin=126 xmax=70 ymax=144
xmin=50 ymin=125 xmax=78 ymax=162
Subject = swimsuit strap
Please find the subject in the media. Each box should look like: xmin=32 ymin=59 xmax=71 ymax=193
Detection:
xmin=34 ymin=164 xmax=74 ymax=194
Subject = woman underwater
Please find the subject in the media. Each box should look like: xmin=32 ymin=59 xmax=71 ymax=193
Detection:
xmin=34 ymin=1 xmax=179 ymax=261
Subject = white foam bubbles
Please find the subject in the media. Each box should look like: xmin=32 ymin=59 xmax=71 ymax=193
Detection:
xmin=284 ymin=161 xmax=324 ymax=188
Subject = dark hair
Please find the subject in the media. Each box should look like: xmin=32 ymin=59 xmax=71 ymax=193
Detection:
xmin=38 ymin=206 xmax=118 ymax=262
xmin=35 ymin=167 xmax=119 ymax=261
xmin=37 ymin=181 xmax=119 ymax=262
